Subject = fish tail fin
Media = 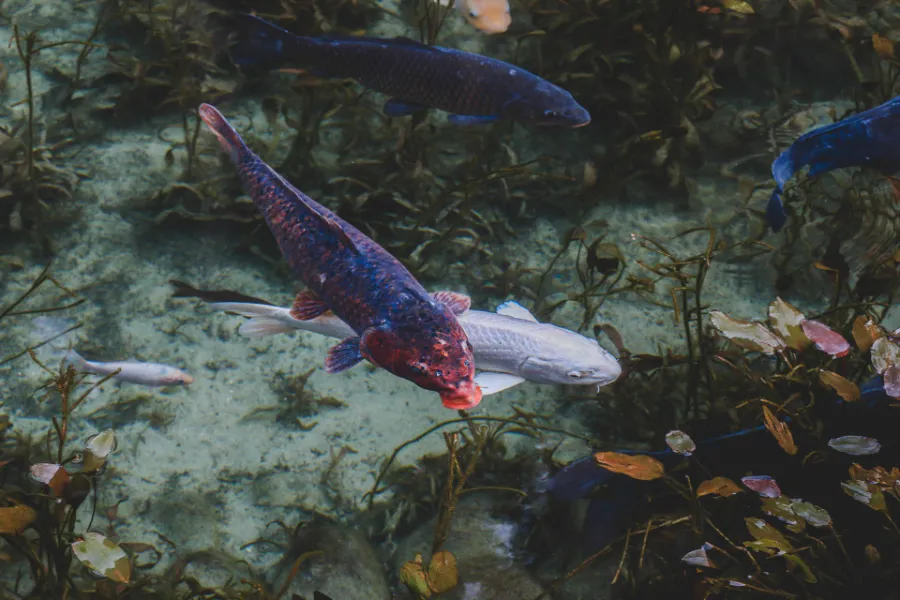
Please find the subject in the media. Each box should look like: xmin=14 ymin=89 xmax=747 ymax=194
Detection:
xmin=231 ymin=13 xmax=315 ymax=72
xmin=64 ymin=349 xmax=88 ymax=371
xmin=198 ymin=104 xmax=246 ymax=162
xmin=240 ymin=318 xmax=296 ymax=338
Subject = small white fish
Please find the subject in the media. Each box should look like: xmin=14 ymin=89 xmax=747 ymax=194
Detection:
xmin=207 ymin=297 xmax=621 ymax=396
xmin=65 ymin=350 xmax=194 ymax=387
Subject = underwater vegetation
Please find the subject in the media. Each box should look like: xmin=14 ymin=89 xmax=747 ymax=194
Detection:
xmin=2 ymin=0 xmax=900 ymax=598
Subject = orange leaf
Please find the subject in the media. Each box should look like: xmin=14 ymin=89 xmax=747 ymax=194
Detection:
xmin=762 ymin=405 xmax=797 ymax=455
xmin=873 ymin=34 xmax=895 ymax=58
xmin=697 ymin=476 xmax=744 ymax=497
xmin=818 ymin=370 xmax=860 ymax=402
xmin=594 ymin=452 xmax=665 ymax=481
xmin=0 ymin=504 xmax=37 ymax=535
xmin=851 ymin=316 xmax=882 ymax=351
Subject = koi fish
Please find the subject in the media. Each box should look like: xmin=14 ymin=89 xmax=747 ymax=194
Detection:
xmin=767 ymin=95 xmax=900 ymax=232
xmin=440 ymin=0 xmax=512 ymax=34
xmin=65 ymin=350 xmax=193 ymax=387
xmin=230 ymin=14 xmax=590 ymax=127
xmin=171 ymin=283 xmax=622 ymax=395
xmin=198 ymin=104 xmax=481 ymax=409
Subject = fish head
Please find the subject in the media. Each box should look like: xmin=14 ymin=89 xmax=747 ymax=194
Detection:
xmin=521 ymin=331 xmax=621 ymax=387
xmin=362 ymin=318 xmax=482 ymax=410
xmin=511 ymin=84 xmax=591 ymax=127
xmin=461 ymin=0 xmax=511 ymax=34
xmin=166 ymin=369 xmax=195 ymax=386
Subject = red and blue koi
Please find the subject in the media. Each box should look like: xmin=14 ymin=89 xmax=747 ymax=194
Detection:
xmin=198 ymin=103 xmax=482 ymax=409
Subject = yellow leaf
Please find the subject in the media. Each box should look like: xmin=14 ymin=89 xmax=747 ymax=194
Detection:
xmin=851 ymin=315 xmax=882 ymax=351
xmin=873 ymin=33 xmax=894 ymax=58
xmin=768 ymin=298 xmax=810 ymax=350
xmin=710 ymin=311 xmax=784 ymax=355
xmin=0 ymin=504 xmax=36 ymax=535
xmin=818 ymin=370 xmax=860 ymax=402
xmin=723 ymin=0 xmax=755 ymax=13
xmin=762 ymin=405 xmax=797 ymax=455
xmin=400 ymin=555 xmax=432 ymax=599
xmin=697 ymin=476 xmax=744 ymax=497
xmin=745 ymin=517 xmax=793 ymax=551
xmin=427 ymin=550 xmax=458 ymax=594
xmin=784 ymin=554 xmax=817 ymax=583
xmin=594 ymin=452 xmax=665 ymax=481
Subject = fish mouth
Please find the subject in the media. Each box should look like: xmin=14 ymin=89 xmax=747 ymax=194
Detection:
xmin=440 ymin=384 xmax=483 ymax=410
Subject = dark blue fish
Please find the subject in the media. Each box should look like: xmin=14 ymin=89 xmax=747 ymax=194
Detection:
xmin=230 ymin=14 xmax=590 ymax=127
xmin=767 ymin=95 xmax=900 ymax=232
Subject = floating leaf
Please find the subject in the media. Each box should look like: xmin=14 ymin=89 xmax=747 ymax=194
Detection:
xmin=72 ymin=533 xmax=131 ymax=583
xmin=399 ymin=555 xmax=432 ymax=599
xmin=682 ymin=543 xmax=715 ymax=568
xmin=762 ymin=405 xmax=797 ymax=455
xmin=852 ymin=316 xmax=882 ymax=351
xmin=709 ymin=311 xmax=784 ymax=355
xmin=842 ymin=480 xmax=887 ymax=511
xmin=768 ymin=298 xmax=810 ymax=350
xmin=593 ymin=452 xmax=665 ymax=481
xmin=29 ymin=463 xmax=70 ymax=497
xmin=83 ymin=429 xmax=117 ymax=472
xmin=884 ymin=365 xmax=900 ymax=399
xmin=873 ymin=33 xmax=895 ymax=58
xmin=761 ymin=496 xmax=805 ymax=532
xmin=848 ymin=464 xmax=900 ymax=490
xmin=427 ymin=551 xmax=458 ymax=594
xmin=742 ymin=475 xmax=782 ymax=498
xmin=828 ymin=435 xmax=881 ymax=456
xmin=723 ymin=0 xmax=755 ymax=13
xmin=0 ymin=504 xmax=36 ymax=534
xmin=870 ymin=338 xmax=900 ymax=374
xmin=665 ymin=430 xmax=696 ymax=456
xmin=791 ymin=501 xmax=831 ymax=527
xmin=818 ymin=370 xmax=860 ymax=402
xmin=865 ymin=544 xmax=881 ymax=564
xmin=801 ymin=319 xmax=850 ymax=357
xmin=784 ymin=554 xmax=817 ymax=583
xmin=697 ymin=476 xmax=743 ymax=497
xmin=745 ymin=518 xmax=792 ymax=553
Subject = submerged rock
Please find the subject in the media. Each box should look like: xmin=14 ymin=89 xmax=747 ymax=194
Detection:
xmin=272 ymin=523 xmax=390 ymax=600
xmin=394 ymin=495 xmax=546 ymax=599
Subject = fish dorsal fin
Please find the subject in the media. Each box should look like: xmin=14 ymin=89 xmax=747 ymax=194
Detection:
xmin=277 ymin=172 xmax=361 ymax=254
xmin=432 ymin=291 xmax=471 ymax=315
xmin=496 ymin=300 xmax=539 ymax=323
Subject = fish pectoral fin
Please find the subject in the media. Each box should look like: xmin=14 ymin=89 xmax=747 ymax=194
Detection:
xmin=432 ymin=291 xmax=471 ymax=315
xmin=474 ymin=371 xmax=526 ymax=395
xmin=496 ymin=300 xmax=539 ymax=323
xmin=383 ymin=99 xmax=428 ymax=117
xmin=448 ymin=114 xmax=500 ymax=126
xmin=290 ymin=291 xmax=329 ymax=320
xmin=325 ymin=337 xmax=364 ymax=373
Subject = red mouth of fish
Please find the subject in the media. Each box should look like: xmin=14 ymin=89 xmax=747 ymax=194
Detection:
xmin=439 ymin=383 xmax=483 ymax=410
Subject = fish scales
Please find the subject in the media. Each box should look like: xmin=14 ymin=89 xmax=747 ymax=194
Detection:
xmin=199 ymin=104 xmax=481 ymax=408
xmin=280 ymin=37 xmax=528 ymax=116
xmin=233 ymin=14 xmax=590 ymax=126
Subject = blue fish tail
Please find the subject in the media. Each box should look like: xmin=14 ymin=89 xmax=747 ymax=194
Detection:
xmin=231 ymin=13 xmax=317 ymax=71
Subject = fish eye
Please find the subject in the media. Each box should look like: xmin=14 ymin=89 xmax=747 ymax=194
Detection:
xmin=567 ymin=370 xmax=583 ymax=379
xmin=543 ymin=110 xmax=558 ymax=119
xmin=435 ymin=369 xmax=443 ymax=377
xmin=469 ymin=10 xmax=479 ymax=17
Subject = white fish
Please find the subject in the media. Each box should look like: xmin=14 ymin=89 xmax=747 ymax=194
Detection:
xmin=65 ymin=350 xmax=194 ymax=387
xmin=207 ymin=299 xmax=621 ymax=396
